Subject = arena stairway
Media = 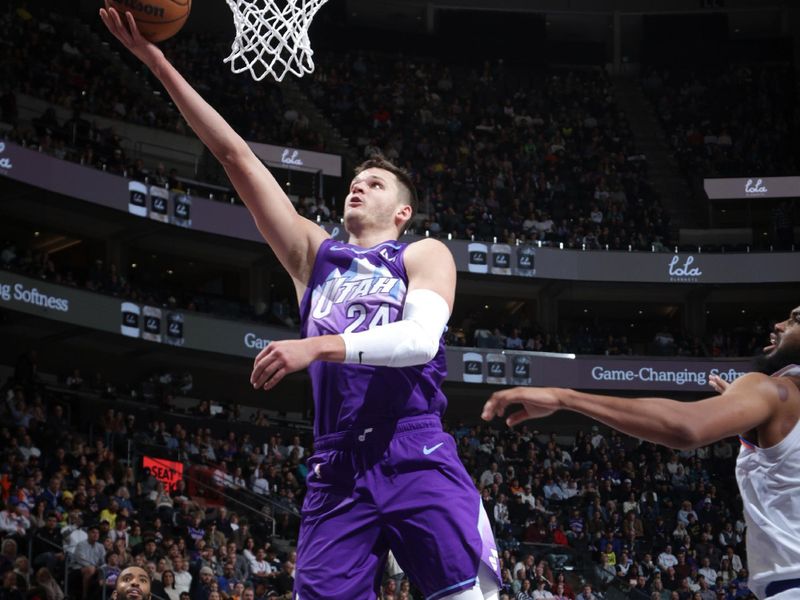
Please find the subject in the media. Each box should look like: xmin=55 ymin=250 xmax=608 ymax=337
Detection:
xmin=612 ymin=75 xmax=704 ymax=242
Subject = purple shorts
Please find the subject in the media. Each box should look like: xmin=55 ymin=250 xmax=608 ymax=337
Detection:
xmin=294 ymin=415 xmax=500 ymax=600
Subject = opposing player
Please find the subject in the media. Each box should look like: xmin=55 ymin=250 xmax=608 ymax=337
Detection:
xmin=113 ymin=566 xmax=151 ymax=600
xmin=99 ymin=6 xmax=500 ymax=600
xmin=482 ymin=305 xmax=800 ymax=600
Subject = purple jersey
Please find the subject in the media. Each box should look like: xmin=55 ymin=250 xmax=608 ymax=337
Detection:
xmin=299 ymin=238 xmax=448 ymax=437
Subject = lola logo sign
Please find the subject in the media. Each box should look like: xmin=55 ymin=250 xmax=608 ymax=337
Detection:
xmin=0 ymin=142 xmax=12 ymax=171
xmin=668 ymin=255 xmax=703 ymax=282
xmin=281 ymin=149 xmax=304 ymax=166
xmin=744 ymin=178 xmax=768 ymax=194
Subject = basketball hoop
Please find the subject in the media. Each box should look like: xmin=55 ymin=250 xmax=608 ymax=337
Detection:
xmin=224 ymin=0 xmax=328 ymax=82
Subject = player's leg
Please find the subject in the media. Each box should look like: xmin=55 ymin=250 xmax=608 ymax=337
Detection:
xmin=377 ymin=419 xmax=501 ymax=600
xmin=294 ymin=448 xmax=387 ymax=599
xmin=441 ymin=564 xmax=500 ymax=600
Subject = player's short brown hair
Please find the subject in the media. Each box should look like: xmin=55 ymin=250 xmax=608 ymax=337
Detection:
xmin=355 ymin=155 xmax=418 ymax=234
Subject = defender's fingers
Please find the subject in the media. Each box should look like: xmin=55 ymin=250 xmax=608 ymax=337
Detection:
xmin=481 ymin=389 xmax=515 ymax=420
xmin=709 ymin=375 xmax=729 ymax=393
xmin=506 ymin=409 xmax=530 ymax=428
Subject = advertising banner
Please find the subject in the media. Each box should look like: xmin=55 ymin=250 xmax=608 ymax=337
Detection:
xmin=2 ymin=142 xmax=798 ymax=284
xmin=445 ymin=348 xmax=750 ymax=392
xmin=704 ymin=177 xmax=800 ymax=200
xmin=0 ymin=272 xmax=296 ymax=358
xmin=246 ymin=141 xmax=343 ymax=177
xmin=142 ymin=456 xmax=184 ymax=492
xmin=1 ymin=271 xmax=754 ymax=391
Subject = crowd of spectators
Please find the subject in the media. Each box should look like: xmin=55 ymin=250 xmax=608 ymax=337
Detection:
xmin=2 ymin=1 xmax=316 ymax=155
xmin=0 ymin=5 xmax=179 ymax=133
xmin=1 ymin=351 xmax=755 ymax=600
xmin=450 ymin=317 xmax=773 ymax=360
xmin=642 ymin=64 xmax=799 ymax=249
xmin=0 ymin=4 xmax=322 ymax=179
xmin=643 ymin=65 xmax=799 ymax=182
xmin=0 ymin=357 xmax=304 ymax=600
xmin=2 ymin=3 xmax=681 ymax=251
xmin=304 ymin=53 xmax=671 ymax=249
xmin=5 ymin=5 xmax=799 ymax=255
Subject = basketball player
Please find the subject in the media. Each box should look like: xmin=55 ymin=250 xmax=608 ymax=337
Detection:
xmin=99 ymin=6 xmax=500 ymax=600
xmin=482 ymin=305 xmax=800 ymax=600
xmin=114 ymin=566 xmax=151 ymax=600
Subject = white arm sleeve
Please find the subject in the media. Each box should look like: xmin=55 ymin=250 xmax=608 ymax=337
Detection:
xmin=339 ymin=288 xmax=450 ymax=367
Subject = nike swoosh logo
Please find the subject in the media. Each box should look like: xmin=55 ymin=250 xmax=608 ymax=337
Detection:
xmin=423 ymin=442 xmax=444 ymax=455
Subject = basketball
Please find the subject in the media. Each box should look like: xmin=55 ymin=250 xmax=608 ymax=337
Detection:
xmin=108 ymin=0 xmax=191 ymax=43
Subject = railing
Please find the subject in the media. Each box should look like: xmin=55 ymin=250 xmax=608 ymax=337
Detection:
xmin=136 ymin=453 xmax=283 ymax=536
xmin=517 ymin=542 xmax=630 ymax=600
xmin=27 ymin=528 xmax=73 ymax=597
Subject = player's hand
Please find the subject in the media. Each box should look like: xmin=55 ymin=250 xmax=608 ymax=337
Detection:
xmin=99 ymin=1 xmax=163 ymax=68
xmin=251 ymin=339 xmax=317 ymax=391
xmin=481 ymin=386 xmax=563 ymax=427
xmin=709 ymin=374 xmax=731 ymax=394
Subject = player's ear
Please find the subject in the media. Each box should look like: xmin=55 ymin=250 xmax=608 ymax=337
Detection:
xmin=395 ymin=203 xmax=413 ymax=229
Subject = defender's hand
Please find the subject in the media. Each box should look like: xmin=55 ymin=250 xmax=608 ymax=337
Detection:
xmin=709 ymin=374 xmax=731 ymax=394
xmin=99 ymin=2 xmax=164 ymax=69
xmin=251 ymin=339 xmax=317 ymax=391
xmin=481 ymin=386 xmax=563 ymax=427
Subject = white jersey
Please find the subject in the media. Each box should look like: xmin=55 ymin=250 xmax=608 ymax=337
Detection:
xmin=735 ymin=364 xmax=800 ymax=600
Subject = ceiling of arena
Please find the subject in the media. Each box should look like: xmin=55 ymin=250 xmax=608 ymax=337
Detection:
xmin=344 ymin=0 xmax=789 ymax=36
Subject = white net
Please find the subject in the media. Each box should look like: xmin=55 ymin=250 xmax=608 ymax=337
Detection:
xmin=224 ymin=0 xmax=329 ymax=82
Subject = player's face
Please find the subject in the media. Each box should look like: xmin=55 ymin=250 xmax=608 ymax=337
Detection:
xmin=767 ymin=305 xmax=800 ymax=356
xmin=345 ymin=168 xmax=410 ymax=234
xmin=116 ymin=566 xmax=151 ymax=600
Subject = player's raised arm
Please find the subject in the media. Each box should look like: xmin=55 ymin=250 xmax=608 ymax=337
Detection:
xmin=482 ymin=372 xmax=794 ymax=450
xmin=98 ymin=4 xmax=328 ymax=285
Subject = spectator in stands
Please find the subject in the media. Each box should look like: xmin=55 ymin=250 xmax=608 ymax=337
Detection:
xmin=32 ymin=512 xmax=63 ymax=575
xmin=723 ymin=546 xmax=743 ymax=574
xmin=32 ymin=567 xmax=64 ymax=600
xmin=273 ymin=560 xmax=295 ymax=598
xmin=71 ymin=525 xmax=105 ymax=598
xmin=100 ymin=550 xmax=122 ymax=594
xmin=161 ymin=569 xmax=180 ymax=600
xmin=226 ymin=542 xmax=250 ymax=584
xmin=0 ymin=504 xmax=29 ymax=539
xmin=0 ymin=570 xmax=24 ymax=600
xmin=172 ymin=556 xmax=192 ymax=595
xmin=190 ymin=565 xmax=215 ymax=600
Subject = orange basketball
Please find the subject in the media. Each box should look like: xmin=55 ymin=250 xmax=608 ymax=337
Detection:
xmin=108 ymin=0 xmax=191 ymax=43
